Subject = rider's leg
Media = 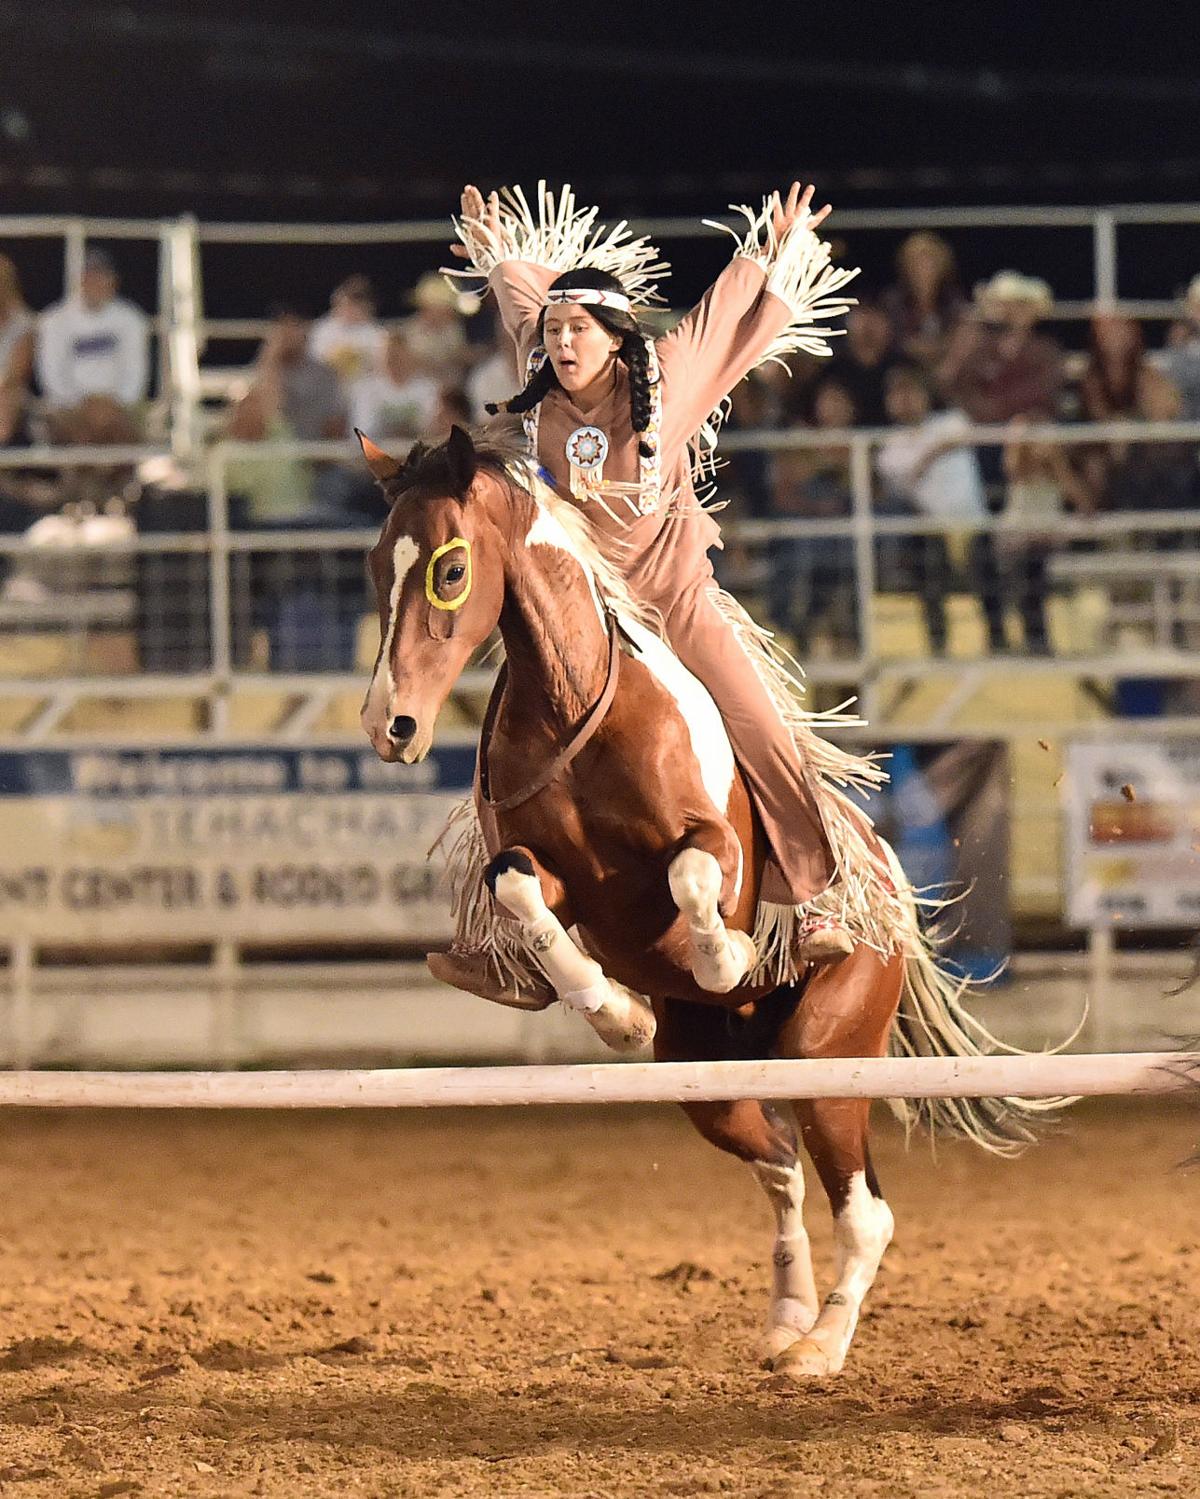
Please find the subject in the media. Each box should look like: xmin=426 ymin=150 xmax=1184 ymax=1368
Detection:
xmin=429 ymin=791 xmax=558 ymax=1011
xmin=663 ymin=580 xmax=853 ymax=963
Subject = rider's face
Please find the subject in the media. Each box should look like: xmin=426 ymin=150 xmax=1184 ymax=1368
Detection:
xmin=542 ymin=308 xmax=622 ymax=395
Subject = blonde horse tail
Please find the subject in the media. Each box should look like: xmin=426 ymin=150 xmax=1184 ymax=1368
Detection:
xmin=881 ymin=840 xmax=1078 ymax=1156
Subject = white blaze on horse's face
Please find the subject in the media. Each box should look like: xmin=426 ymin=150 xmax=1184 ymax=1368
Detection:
xmin=362 ymin=533 xmax=420 ymax=759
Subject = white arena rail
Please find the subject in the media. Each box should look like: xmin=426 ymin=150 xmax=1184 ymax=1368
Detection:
xmin=0 ymin=1053 xmax=1193 ymax=1109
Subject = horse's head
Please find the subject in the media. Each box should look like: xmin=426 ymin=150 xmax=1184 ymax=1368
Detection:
xmin=360 ymin=425 xmax=508 ymax=763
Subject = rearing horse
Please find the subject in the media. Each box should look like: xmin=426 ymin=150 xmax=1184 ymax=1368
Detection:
xmin=360 ymin=425 xmax=1055 ymax=1380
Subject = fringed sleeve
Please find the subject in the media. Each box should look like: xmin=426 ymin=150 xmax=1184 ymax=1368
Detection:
xmin=657 ymin=202 xmax=860 ymax=485
xmin=443 ymin=182 xmax=671 ymax=363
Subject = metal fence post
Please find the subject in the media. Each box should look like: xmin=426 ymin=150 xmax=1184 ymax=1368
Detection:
xmin=9 ymin=939 xmax=34 ymax=1069
xmin=849 ymin=434 xmax=880 ymax=722
xmin=207 ymin=445 xmax=233 ymax=737
xmin=1093 ymin=209 xmax=1118 ymax=306
xmin=63 ymin=219 xmax=86 ymax=299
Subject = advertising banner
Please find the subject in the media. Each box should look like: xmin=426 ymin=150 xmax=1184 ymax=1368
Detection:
xmin=0 ymin=745 xmax=475 ymax=943
xmin=1065 ymin=739 xmax=1200 ymax=928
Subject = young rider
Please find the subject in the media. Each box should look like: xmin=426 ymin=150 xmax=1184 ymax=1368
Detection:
xmin=437 ymin=182 xmax=888 ymax=1004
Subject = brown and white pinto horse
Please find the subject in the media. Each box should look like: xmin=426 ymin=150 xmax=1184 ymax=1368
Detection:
xmin=359 ymin=426 xmax=1042 ymax=1380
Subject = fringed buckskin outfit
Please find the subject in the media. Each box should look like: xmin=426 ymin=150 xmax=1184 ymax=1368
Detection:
xmin=447 ymin=186 xmax=901 ymax=982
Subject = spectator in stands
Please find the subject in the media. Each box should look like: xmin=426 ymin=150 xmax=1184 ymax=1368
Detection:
xmin=768 ymin=375 xmax=858 ymax=655
xmin=830 ymin=299 xmax=896 ymax=425
xmin=403 ymin=272 xmax=468 ymax=382
xmin=37 ymin=247 xmax=149 ymax=445
xmin=724 ymin=373 xmax=779 ymax=520
xmin=940 ymin=270 xmax=1064 ymax=499
xmin=876 ymin=362 xmax=1004 ymax=655
xmin=226 ymin=306 xmax=361 ymax=673
xmin=309 ymin=274 xmax=387 ymax=387
xmin=882 ymin=231 xmax=966 ymax=368
xmin=225 ymin=304 xmax=346 ymax=522
xmin=433 ymin=384 xmax=474 ymax=436
xmin=1080 ymin=312 xmax=1146 ymax=422
xmin=940 ymin=271 xmax=1063 ymax=425
xmin=0 ymin=254 xmax=33 ymax=447
xmin=348 ymin=328 xmax=439 ymax=443
xmin=1077 ymin=311 xmax=1152 ymax=500
xmin=465 ymin=307 xmax=517 ymax=422
xmin=1103 ymin=367 xmax=1200 ymax=516
xmin=1160 ymin=274 xmax=1200 ymax=422
xmin=999 ymin=419 xmax=1094 ymax=655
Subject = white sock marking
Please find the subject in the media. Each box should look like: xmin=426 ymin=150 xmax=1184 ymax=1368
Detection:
xmin=754 ymin=1157 xmax=819 ymax=1356
xmin=492 ymin=866 xmax=655 ymax=1051
xmin=668 ymin=848 xmax=754 ymax=993
xmin=798 ymin=1170 xmax=893 ymax=1374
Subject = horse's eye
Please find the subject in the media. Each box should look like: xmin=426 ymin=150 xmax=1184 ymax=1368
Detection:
xmin=445 ymin=564 xmax=466 ymax=584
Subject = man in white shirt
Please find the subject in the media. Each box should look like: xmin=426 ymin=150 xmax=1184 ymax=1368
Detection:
xmin=37 ymin=248 xmax=149 ymax=439
xmin=309 ymin=274 xmax=387 ymax=387
xmin=348 ymin=329 xmax=439 ymax=441
xmin=876 ymin=362 xmax=1005 ymax=654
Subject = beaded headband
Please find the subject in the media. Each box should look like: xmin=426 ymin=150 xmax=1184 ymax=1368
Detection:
xmin=544 ymin=287 xmax=632 ymax=314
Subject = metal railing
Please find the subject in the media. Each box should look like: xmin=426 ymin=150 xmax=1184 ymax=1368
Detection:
xmin=0 ymin=420 xmax=1197 ymax=741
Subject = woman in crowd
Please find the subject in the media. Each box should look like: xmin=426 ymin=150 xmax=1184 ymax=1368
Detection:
xmin=882 ymin=231 xmax=965 ymax=368
xmin=769 ymin=374 xmax=859 ymax=658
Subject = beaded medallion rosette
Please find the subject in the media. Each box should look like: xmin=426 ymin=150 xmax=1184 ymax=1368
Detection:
xmin=521 ymin=339 xmax=663 ymax=519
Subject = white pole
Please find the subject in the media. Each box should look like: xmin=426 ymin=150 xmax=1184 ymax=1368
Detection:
xmin=0 ymin=1053 xmax=1191 ymax=1110
xmin=1093 ymin=208 xmax=1118 ymax=306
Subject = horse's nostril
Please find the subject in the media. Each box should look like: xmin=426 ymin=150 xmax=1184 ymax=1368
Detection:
xmin=387 ymin=715 xmax=418 ymax=746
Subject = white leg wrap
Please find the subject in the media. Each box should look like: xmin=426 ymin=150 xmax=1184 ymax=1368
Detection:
xmin=776 ymin=1171 xmax=893 ymax=1378
xmin=754 ymin=1159 xmax=819 ymax=1360
xmin=668 ymin=848 xmax=756 ymax=994
xmin=492 ymin=867 xmax=655 ymax=1051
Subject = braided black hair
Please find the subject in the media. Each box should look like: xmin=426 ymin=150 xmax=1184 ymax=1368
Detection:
xmin=486 ymin=269 xmax=657 ymax=459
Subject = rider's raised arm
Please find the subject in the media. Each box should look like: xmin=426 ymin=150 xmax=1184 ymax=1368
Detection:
xmin=657 ymin=186 xmax=859 ymax=450
xmin=445 ymin=185 xmax=557 ymax=364
xmin=487 ymin=262 xmax=560 ymax=365
xmin=446 ymin=184 xmax=669 ymax=368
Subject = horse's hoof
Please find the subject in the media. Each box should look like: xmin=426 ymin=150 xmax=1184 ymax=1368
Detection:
xmin=729 ymin=928 xmax=758 ymax=982
xmin=761 ymin=1323 xmax=809 ymax=1363
xmin=771 ymin=1337 xmax=840 ymax=1381
xmin=580 ymin=985 xmax=656 ymax=1053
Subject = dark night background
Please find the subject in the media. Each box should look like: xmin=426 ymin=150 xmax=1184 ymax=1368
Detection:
xmin=0 ymin=2 xmax=1193 ymax=316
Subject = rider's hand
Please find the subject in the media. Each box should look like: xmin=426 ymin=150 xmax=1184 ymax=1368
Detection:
xmin=768 ymin=182 xmax=832 ymax=242
xmin=449 ymin=184 xmax=501 ymax=261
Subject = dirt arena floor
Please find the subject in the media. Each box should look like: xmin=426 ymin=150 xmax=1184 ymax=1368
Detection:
xmin=0 ymin=1100 xmax=1197 ymax=1498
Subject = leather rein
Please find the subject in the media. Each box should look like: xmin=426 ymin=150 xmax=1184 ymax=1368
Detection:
xmin=478 ymin=611 xmax=622 ymax=814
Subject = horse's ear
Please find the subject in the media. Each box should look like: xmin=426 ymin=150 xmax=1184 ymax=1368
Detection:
xmin=355 ymin=429 xmax=402 ymax=483
xmin=445 ymin=424 xmax=478 ymax=496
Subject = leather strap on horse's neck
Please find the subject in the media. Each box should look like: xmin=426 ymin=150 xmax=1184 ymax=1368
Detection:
xmin=479 ymin=612 xmax=621 ymax=813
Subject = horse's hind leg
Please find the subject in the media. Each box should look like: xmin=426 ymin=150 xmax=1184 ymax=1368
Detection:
xmin=656 ymin=998 xmax=819 ymax=1361
xmin=668 ymin=825 xmax=756 ymax=993
xmin=771 ymin=948 xmax=904 ymax=1380
xmin=487 ymin=847 xmax=656 ymax=1052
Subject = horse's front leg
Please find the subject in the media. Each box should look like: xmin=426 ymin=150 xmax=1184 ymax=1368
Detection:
xmin=486 ymin=848 xmax=656 ymax=1053
xmin=669 ymin=823 xmax=757 ymax=993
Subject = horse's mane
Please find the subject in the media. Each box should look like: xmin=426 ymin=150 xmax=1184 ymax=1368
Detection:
xmin=518 ymin=466 xmax=661 ymax=635
xmin=391 ymin=427 xmax=660 ymax=635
